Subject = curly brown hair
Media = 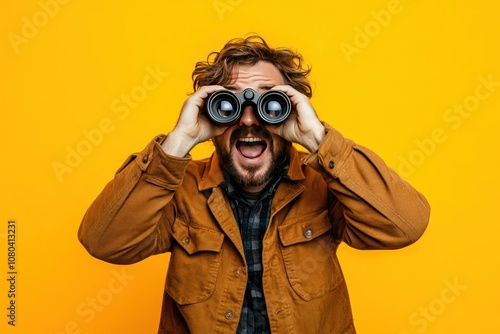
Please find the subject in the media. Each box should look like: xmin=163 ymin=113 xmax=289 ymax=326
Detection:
xmin=192 ymin=35 xmax=312 ymax=97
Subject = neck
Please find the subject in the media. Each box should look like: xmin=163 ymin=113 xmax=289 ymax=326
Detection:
xmin=240 ymin=181 xmax=271 ymax=194
xmin=238 ymin=187 xmax=265 ymax=204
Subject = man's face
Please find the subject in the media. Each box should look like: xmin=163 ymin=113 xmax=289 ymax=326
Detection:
xmin=212 ymin=61 xmax=291 ymax=193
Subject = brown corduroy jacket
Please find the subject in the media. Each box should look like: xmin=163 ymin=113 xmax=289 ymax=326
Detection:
xmin=78 ymin=124 xmax=430 ymax=334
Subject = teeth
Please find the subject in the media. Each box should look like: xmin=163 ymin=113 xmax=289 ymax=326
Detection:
xmin=239 ymin=138 xmax=263 ymax=143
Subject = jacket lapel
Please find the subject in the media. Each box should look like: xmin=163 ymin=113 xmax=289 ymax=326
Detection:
xmin=207 ymin=187 xmax=246 ymax=260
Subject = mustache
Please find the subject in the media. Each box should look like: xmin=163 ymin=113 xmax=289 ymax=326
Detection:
xmin=230 ymin=126 xmax=272 ymax=145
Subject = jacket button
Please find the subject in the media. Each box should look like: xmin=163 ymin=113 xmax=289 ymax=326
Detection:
xmin=304 ymin=228 xmax=313 ymax=239
xmin=181 ymin=237 xmax=190 ymax=245
xmin=142 ymin=155 xmax=149 ymax=163
xmin=328 ymin=160 xmax=334 ymax=169
xmin=225 ymin=310 xmax=234 ymax=320
xmin=234 ymin=269 xmax=241 ymax=277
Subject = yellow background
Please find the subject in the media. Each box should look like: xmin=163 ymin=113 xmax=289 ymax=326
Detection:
xmin=1 ymin=0 xmax=499 ymax=333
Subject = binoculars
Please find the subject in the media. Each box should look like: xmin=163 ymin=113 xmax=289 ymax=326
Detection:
xmin=204 ymin=88 xmax=292 ymax=125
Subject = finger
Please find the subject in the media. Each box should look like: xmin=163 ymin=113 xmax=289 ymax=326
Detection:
xmin=196 ymin=85 xmax=227 ymax=97
xmin=271 ymin=85 xmax=310 ymax=108
xmin=190 ymin=85 xmax=227 ymax=110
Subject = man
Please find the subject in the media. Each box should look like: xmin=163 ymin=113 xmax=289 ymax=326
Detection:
xmin=79 ymin=35 xmax=430 ymax=334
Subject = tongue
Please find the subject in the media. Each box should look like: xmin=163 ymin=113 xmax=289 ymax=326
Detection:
xmin=239 ymin=143 xmax=265 ymax=159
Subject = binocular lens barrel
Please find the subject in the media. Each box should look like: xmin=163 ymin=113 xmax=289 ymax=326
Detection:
xmin=257 ymin=91 xmax=291 ymax=124
xmin=206 ymin=89 xmax=291 ymax=125
xmin=207 ymin=93 xmax=241 ymax=124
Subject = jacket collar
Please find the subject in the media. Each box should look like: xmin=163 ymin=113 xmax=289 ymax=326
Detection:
xmin=198 ymin=146 xmax=306 ymax=191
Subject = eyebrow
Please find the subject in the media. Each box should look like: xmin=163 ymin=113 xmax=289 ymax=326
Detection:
xmin=259 ymin=84 xmax=275 ymax=90
xmin=224 ymin=84 xmax=275 ymax=91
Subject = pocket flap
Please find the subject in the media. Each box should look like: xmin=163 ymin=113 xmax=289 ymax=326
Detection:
xmin=172 ymin=219 xmax=224 ymax=254
xmin=278 ymin=209 xmax=332 ymax=247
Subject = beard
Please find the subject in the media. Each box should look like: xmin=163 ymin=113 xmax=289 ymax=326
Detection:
xmin=214 ymin=126 xmax=291 ymax=189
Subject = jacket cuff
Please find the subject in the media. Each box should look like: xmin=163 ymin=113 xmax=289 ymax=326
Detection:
xmin=302 ymin=123 xmax=354 ymax=179
xmin=135 ymin=135 xmax=192 ymax=189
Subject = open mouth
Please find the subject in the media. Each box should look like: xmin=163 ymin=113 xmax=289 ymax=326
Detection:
xmin=236 ymin=137 xmax=268 ymax=159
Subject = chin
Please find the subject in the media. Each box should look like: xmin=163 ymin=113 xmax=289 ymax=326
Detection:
xmin=231 ymin=159 xmax=273 ymax=188
xmin=240 ymin=171 xmax=272 ymax=188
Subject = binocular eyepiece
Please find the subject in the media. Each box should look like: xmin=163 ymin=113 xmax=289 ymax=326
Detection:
xmin=205 ymin=88 xmax=292 ymax=125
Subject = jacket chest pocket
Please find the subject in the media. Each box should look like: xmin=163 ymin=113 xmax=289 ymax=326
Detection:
xmin=278 ymin=209 xmax=344 ymax=301
xmin=165 ymin=219 xmax=224 ymax=305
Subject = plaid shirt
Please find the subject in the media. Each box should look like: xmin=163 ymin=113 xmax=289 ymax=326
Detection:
xmin=224 ymin=174 xmax=285 ymax=334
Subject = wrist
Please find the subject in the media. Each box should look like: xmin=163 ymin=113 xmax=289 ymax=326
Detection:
xmin=303 ymin=123 xmax=325 ymax=152
xmin=160 ymin=130 xmax=198 ymax=157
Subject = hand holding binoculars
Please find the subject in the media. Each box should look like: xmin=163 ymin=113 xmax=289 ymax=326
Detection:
xmin=204 ymin=88 xmax=292 ymax=125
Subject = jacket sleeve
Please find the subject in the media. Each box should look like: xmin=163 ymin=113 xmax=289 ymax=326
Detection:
xmin=303 ymin=123 xmax=430 ymax=250
xmin=78 ymin=135 xmax=191 ymax=264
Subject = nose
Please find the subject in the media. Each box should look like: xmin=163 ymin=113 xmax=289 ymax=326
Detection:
xmin=238 ymin=104 xmax=260 ymax=127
